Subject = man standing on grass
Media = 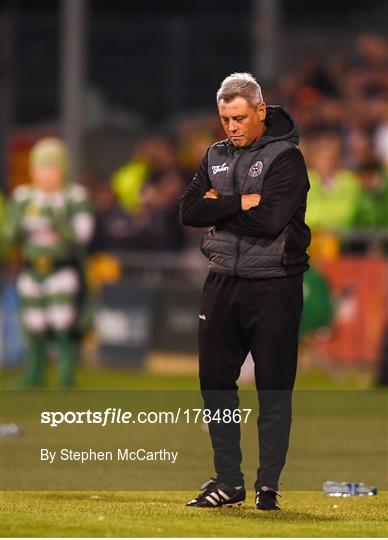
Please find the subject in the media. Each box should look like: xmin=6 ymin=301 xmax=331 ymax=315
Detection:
xmin=180 ymin=73 xmax=310 ymax=510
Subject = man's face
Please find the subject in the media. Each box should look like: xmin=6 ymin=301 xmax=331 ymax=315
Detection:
xmin=218 ymin=96 xmax=266 ymax=148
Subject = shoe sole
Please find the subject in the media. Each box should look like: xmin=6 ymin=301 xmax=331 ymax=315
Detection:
xmin=186 ymin=501 xmax=245 ymax=508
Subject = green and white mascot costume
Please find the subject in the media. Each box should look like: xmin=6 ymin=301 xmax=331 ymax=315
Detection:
xmin=6 ymin=138 xmax=94 ymax=387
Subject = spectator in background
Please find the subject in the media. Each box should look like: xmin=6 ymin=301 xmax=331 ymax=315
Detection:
xmin=305 ymin=136 xmax=361 ymax=232
xmin=345 ymin=129 xmax=375 ymax=169
xmin=97 ymin=135 xmax=186 ymax=252
xmin=342 ymin=158 xmax=388 ymax=256
xmin=177 ymin=118 xmax=216 ymax=181
xmin=351 ymin=34 xmax=387 ymax=99
xmin=295 ymin=53 xmax=340 ymax=98
xmin=4 ymin=138 xmax=94 ymax=387
xmin=110 ymin=136 xmax=181 ymax=214
xmin=138 ymin=169 xmax=185 ymax=251
xmin=110 ymin=137 xmax=153 ymax=214
xmin=90 ymin=182 xmax=133 ymax=252
xmin=353 ymin=158 xmax=388 ymax=229
xmin=374 ymin=106 xmax=388 ymax=167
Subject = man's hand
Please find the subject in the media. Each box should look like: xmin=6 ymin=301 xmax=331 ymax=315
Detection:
xmin=203 ymin=188 xmax=220 ymax=200
xmin=241 ymin=193 xmax=261 ymax=211
xmin=203 ymin=190 xmax=260 ymax=210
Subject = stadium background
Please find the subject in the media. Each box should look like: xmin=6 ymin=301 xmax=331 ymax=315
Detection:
xmin=1 ymin=2 xmax=388 ymax=538
xmin=1 ymin=0 xmax=387 ymax=385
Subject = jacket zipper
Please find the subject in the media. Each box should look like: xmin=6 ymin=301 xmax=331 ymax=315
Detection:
xmin=234 ymin=236 xmax=241 ymax=277
xmin=230 ymin=149 xmax=242 ymax=277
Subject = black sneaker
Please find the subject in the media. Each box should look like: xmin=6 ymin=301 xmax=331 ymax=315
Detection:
xmin=256 ymin=486 xmax=281 ymax=510
xmin=186 ymin=478 xmax=246 ymax=508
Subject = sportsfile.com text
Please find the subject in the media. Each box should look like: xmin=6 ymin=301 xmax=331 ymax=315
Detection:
xmin=41 ymin=408 xmax=252 ymax=427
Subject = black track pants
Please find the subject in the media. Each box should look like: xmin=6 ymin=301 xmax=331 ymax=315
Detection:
xmin=198 ymin=271 xmax=304 ymax=490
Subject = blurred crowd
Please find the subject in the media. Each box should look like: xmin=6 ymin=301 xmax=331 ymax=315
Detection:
xmin=3 ymin=33 xmax=387 ymax=260
xmin=1 ymin=32 xmax=387 ymax=380
xmin=85 ymin=120 xmax=222 ymax=255
xmin=82 ymin=33 xmax=387 ymax=259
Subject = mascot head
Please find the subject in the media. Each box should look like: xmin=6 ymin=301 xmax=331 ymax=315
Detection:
xmin=29 ymin=137 xmax=68 ymax=192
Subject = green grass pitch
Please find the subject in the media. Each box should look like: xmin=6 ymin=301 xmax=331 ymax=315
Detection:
xmin=2 ymin=490 xmax=387 ymax=537
xmin=1 ymin=366 xmax=387 ymax=537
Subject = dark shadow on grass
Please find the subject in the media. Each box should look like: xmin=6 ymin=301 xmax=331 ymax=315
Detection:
xmin=36 ymin=492 xmax=180 ymax=504
xmin=183 ymin=507 xmax=342 ymax=522
xmin=19 ymin=492 xmax=345 ymax=522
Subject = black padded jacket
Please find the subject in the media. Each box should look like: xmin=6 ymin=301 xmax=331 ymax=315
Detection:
xmin=180 ymin=106 xmax=311 ymax=278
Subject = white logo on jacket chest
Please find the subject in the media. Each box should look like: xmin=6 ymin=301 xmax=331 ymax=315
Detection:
xmin=212 ymin=162 xmax=229 ymax=175
xmin=248 ymin=161 xmax=263 ymax=177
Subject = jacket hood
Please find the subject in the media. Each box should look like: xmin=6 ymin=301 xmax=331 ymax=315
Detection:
xmin=260 ymin=106 xmax=299 ymax=145
xmin=227 ymin=105 xmax=299 ymax=151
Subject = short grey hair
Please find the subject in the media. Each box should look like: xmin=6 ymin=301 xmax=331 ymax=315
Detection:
xmin=216 ymin=72 xmax=263 ymax=107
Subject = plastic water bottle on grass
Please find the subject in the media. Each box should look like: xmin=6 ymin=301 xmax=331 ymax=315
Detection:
xmin=323 ymin=481 xmax=377 ymax=497
xmin=0 ymin=423 xmax=23 ymax=438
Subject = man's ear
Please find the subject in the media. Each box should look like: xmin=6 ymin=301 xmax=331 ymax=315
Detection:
xmin=257 ymin=102 xmax=266 ymax=122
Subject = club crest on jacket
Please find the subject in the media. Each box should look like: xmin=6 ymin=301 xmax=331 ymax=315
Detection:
xmin=248 ymin=161 xmax=263 ymax=177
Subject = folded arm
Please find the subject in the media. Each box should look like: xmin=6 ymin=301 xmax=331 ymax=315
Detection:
xmin=180 ymin=152 xmax=242 ymax=228
xmin=224 ymin=148 xmax=309 ymax=239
